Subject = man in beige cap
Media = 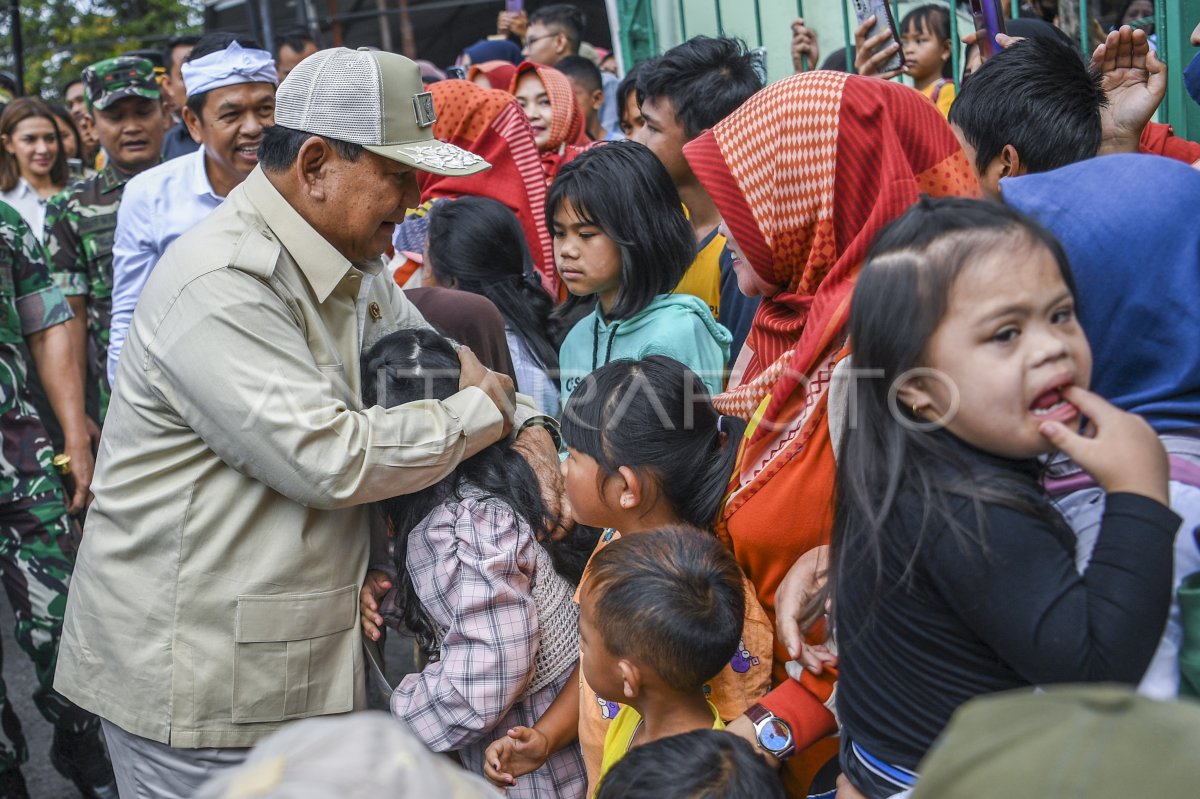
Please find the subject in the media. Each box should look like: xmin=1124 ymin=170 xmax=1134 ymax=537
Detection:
xmin=53 ymin=47 xmax=545 ymax=797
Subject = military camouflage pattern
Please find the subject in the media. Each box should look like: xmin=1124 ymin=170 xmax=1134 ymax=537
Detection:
xmin=0 ymin=201 xmax=96 ymax=773
xmin=83 ymin=56 xmax=159 ymax=112
xmin=44 ymin=165 xmax=131 ymax=422
xmin=0 ymin=491 xmax=95 ymax=772
xmin=0 ymin=201 xmax=72 ymax=501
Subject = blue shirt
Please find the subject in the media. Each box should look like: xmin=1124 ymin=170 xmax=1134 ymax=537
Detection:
xmin=108 ymin=146 xmax=223 ymax=384
xmin=161 ymin=120 xmax=201 ymax=162
xmin=599 ymin=71 xmax=620 ymax=137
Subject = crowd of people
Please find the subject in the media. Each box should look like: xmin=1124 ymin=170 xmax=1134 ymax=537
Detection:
xmin=0 ymin=1 xmax=1198 ymax=797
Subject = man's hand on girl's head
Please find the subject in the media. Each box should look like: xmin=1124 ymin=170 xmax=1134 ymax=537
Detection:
xmin=457 ymin=346 xmax=516 ymax=437
xmin=512 ymin=423 xmax=574 ymax=540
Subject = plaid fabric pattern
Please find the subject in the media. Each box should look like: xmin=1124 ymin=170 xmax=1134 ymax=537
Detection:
xmin=391 ymin=489 xmax=585 ymax=797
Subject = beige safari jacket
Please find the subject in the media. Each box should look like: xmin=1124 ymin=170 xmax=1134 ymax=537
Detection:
xmin=55 ymin=167 xmax=513 ymax=748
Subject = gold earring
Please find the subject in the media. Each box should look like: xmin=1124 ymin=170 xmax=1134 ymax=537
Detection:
xmin=912 ymin=403 xmax=921 ymax=416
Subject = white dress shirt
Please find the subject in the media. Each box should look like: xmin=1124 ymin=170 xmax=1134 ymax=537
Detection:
xmin=1 ymin=178 xmax=50 ymax=241
xmin=108 ymin=146 xmax=223 ymax=384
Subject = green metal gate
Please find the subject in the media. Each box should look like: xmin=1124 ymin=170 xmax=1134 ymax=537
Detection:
xmin=615 ymin=0 xmax=1200 ymax=142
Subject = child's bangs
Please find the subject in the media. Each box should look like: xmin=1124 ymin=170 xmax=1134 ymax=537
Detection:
xmin=561 ymin=373 xmax=614 ymax=466
xmin=902 ymin=6 xmax=948 ymax=38
xmin=562 ymin=363 xmax=645 ymax=471
xmin=547 ymin=172 xmax=603 ymax=232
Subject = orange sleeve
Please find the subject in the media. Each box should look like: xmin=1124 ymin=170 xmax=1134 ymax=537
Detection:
xmin=1139 ymin=122 xmax=1200 ymax=165
xmin=758 ymin=669 xmax=839 ymax=751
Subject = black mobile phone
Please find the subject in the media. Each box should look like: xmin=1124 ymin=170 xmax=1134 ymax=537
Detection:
xmin=852 ymin=0 xmax=905 ymax=74
xmin=444 ymin=65 xmax=468 ymax=81
xmin=969 ymin=0 xmax=1008 ymax=61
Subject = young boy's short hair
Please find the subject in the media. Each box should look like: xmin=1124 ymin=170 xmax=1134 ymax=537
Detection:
xmin=586 ymin=527 xmax=744 ymax=689
xmin=557 ymin=55 xmax=602 ymax=95
xmin=949 ymin=34 xmax=1104 ymax=176
xmin=637 ymin=36 xmax=763 ymax=139
xmin=595 ymin=729 xmax=786 ymax=799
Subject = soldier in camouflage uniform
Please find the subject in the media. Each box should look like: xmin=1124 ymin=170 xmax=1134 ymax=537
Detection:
xmin=0 ymin=202 xmax=112 ymax=797
xmin=44 ymin=57 xmax=164 ymax=424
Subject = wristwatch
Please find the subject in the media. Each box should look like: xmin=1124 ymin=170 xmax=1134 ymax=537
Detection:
xmin=746 ymin=703 xmax=796 ymax=760
xmin=516 ymin=414 xmax=563 ymax=452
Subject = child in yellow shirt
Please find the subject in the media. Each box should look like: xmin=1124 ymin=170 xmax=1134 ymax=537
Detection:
xmin=583 ymin=529 xmax=743 ymax=781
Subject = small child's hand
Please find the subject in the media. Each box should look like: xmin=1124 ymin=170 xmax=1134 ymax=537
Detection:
xmin=360 ymin=570 xmax=393 ymax=642
xmin=1038 ymin=385 xmax=1169 ymax=506
xmin=483 ymin=726 xmax=550 ymax=788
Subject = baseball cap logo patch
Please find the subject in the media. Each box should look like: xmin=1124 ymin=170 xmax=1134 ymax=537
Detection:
xmin=413 ymin=92 xmax=436 ymax=128
xmin=275 ymin=48 xmax=488 ymax=177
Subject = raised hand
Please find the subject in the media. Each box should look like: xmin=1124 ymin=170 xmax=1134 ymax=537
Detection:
xmin=1090 ymin=25 xmax=1166 ymax=155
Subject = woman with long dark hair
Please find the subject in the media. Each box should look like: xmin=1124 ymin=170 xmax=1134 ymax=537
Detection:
xmin=425 ymin=196 xmax=561 ymax=416
xmin=0 ymin=97 xmax=69 ymax=238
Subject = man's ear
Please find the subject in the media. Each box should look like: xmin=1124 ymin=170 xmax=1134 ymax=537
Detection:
xmin=181 ymin=105 xmax=203 ymax=144
xmin=618 ymin=659 xmax=641 ymax=700
xmin=296 ymin=135 xmax=332 ymax=200
xmin=999 ymin=144 xmax=1023 ymax=179
xmin=590 ymin=89 xmax=605 ymax=113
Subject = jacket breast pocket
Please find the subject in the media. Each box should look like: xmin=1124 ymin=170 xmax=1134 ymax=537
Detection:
xmin=232 ymin=585 xmax=358 ymax=724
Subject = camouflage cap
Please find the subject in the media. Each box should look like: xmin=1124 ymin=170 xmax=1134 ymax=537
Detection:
xmin=83 ymin=56 xmax=160 ymax=112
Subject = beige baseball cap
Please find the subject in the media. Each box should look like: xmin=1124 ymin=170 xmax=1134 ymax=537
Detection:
xmin=274 ymin=47 xmax=490 ymax=177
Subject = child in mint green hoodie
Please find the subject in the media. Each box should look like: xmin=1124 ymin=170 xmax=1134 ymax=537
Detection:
xmin=550 ymin=141 xmax=731 ymax=408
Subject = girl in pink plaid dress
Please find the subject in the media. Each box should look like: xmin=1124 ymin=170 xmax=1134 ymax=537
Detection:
xmin=359 ymin=328 xmax=589 ymax=797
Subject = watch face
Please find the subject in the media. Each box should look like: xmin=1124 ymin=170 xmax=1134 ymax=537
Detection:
xmin=758 ymin=718 xmax=792 ymax=751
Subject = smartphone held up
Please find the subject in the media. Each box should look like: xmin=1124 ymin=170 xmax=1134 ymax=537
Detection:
xmin=853 ymin=0 xmax=905 ymax=75
xmin=970 ymin=0 xmax=1007 ymax=61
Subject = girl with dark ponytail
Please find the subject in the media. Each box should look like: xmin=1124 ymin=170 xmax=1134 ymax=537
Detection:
xmin=359 ymin=328 xmax=589 ymax=798
xmin=483 ymin=356 xmax=773 ymax=792
xmin=425 ymin=196 xmax=562 ymax=416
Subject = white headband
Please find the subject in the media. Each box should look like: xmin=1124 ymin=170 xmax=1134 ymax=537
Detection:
xmin=181 ymin=41 xmax=278 ymax=98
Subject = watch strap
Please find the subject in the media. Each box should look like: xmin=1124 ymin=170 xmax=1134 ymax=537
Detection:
xmin=745 ymin=702 xmax=772 ymax=725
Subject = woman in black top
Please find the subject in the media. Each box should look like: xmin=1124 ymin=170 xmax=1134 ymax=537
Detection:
xmin=824 ymin=199 xmax=1179 ymax=798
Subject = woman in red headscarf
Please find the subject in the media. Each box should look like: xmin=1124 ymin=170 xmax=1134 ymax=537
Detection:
xmin=682 ymin=71 xmax=979 ymax=796
xmin=509 ymin=61 xmax=595 ymax=183
xmin=392 ymin=79 xmax=559 ymax=298
xmin=468 ymin=60 xmax=518 ymax=91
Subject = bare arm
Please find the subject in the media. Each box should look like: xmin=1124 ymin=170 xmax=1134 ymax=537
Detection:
xmin=64 ymin=296 xmax=88 ymax=397
xmin=26 ymin=323 xmax=93 ymax=511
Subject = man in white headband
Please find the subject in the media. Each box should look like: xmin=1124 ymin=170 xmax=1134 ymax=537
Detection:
xmin=54 ymin=47 xmax=561 ymax=797
xmin=107 ymin=33 xmax=277 ymax=386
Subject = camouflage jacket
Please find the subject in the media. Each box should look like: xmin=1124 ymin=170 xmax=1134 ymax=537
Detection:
xmin=0 ymin=200 xmax=73 ymax=501
xmin=44 ymin=163 xmax=135 ymax=422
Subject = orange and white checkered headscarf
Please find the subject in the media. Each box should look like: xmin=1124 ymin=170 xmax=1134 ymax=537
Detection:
xmin=415 ymin=79 xmax=559 ymax=297
xmin=685 ymin=72 xmax=978 ymax=430
xmin=510 ymin=61 xmax=596 ymax=183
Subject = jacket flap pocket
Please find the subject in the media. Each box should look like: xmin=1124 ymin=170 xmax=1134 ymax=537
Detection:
xmin=235 ymin=585 xmax=357 ymax=643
